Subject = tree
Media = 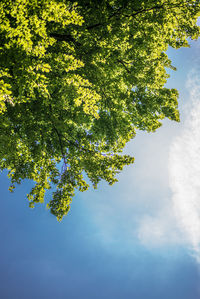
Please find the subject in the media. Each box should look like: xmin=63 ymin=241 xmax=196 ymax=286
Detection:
xmin=0 ymin=0 xmax=199 ymax=220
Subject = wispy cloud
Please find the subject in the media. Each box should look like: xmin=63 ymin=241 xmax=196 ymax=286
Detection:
xmin=169 ymin=69 xmax=200 ymax=261
xmin=137 ymin=204 xmax=184 ymax=248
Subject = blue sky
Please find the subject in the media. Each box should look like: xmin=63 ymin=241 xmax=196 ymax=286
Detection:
xmin=1 ymin=40 xmax=200 ymax=298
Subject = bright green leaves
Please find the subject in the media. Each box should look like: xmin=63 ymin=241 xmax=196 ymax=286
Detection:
xmin=82 ymin=153 xmax=134 ymax=188
xmin=128 ymin=87 xmax=180 ymax=132
xmin=0 ymin=0 xmax=84 ymax=109
xmin=41 ymin=1 xmax=83 ymax=26
xmin=0 ymin=0 xmax=199 ymax=220
xmin=45 ymin=151 xmax=134 ymax=221
xmin=66 ymin=74 xmax=101 ymax=118
xmin=48 ymin=163 xmax=89 ymax=220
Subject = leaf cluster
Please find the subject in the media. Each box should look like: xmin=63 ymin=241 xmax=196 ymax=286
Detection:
xmin=0 ymin=0 xmax=199 ymax=220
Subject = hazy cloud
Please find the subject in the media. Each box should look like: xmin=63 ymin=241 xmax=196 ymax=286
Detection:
xmin=137 ymin=204 xmax=184 ymax=248
xmin=169 ymin=69 xmax=200 ymax=261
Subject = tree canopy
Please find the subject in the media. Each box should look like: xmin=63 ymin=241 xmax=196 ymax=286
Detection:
xmin=0 ymin=0 xmax=199 ymax=220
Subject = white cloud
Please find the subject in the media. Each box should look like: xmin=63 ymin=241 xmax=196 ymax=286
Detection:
xmin=169 ymin=69 xmax=200 ymax=262
xmin=137 ymin=69 xmax=200 ymax=260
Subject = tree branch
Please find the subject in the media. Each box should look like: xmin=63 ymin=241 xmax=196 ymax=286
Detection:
xmin=117 ymin=59 xmax=131 ymax=74
xmin=85 ymin=1 xmax=191 ymax=31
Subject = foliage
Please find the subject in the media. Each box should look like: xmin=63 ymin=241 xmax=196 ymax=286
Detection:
xmin=0 ymin=0 xmax=199 ymax=220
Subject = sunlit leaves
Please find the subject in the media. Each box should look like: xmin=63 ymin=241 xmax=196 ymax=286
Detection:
xmin=0 ymin=0 xmax=200 ymax=220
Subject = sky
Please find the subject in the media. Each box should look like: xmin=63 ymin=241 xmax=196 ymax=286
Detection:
xmin=1 ymin=38 xmax=200 ymax=299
